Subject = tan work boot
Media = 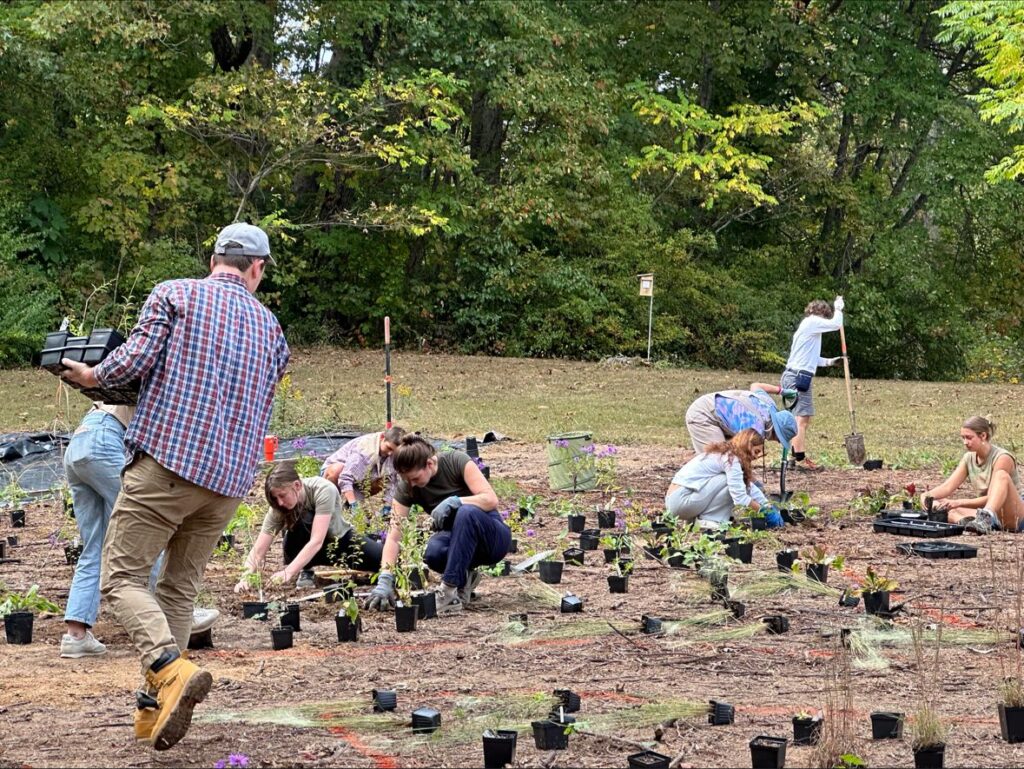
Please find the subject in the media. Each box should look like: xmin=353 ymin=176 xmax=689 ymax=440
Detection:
xmin=134 ymin=690 xmax=159 ymax=741
xmin=143 ymin=654 xmax=213 ymax=750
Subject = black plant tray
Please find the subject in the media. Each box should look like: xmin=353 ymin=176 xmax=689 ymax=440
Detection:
xmin=896 ymin=540 xmax=978 ymax=559
xmin=873 ymin=518 xmax=963 ymax=538
xmin=878 ymin=509 xmax=927 ymax=520
xmin=39 ymin=327 xmax=139 ymax=405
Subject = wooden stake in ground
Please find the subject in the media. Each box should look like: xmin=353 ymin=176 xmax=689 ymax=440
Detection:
xmin=384 ymin=316 xmax=392 ymax=429
xmin=839 ymin=323 xmax=866 ymax=465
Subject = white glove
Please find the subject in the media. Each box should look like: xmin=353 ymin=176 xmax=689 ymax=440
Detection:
xmin=825 ymin=356 xmax=842 ymax=366
xmin=833 ymin=295 xmax=845 ymax=312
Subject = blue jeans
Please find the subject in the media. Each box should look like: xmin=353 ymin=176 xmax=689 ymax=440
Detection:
xmin=63 ymin=411 xmax=128 ymax=628
xmin=63 ymin=411 xmax=160 ymax=627
xmin=424 ymin=505 xmax=511 ymax=588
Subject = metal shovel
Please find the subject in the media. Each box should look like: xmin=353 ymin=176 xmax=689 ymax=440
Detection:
xmin=839 ymin=323 xmax=866 ymax=465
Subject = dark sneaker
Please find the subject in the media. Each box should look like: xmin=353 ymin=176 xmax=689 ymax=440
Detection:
xmin=295 ymin=570 xmax=316 ymax=589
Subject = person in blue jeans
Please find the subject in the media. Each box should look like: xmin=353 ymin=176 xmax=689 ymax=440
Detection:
xmin=365 ymin=434 xmax=510 ymax=614
xmin=60 ymin=405 xmax=218 ymax=658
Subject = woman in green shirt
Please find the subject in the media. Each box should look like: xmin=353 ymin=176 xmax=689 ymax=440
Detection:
xmin=234 ymin=461 xmax=383 ymax=592
xmin=921 ymin=415 xmax=1023 ymax=533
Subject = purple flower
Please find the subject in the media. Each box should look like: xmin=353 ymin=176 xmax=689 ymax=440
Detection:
xmin=378 ymin=530 xmax=388 ymax=542
xmin=229 ymin=755 xmax=249 ymax=768
xmin=582 ymin=444 xmax=595 ymax=455
xmin=555 ymin=439 xmax=569 ymax=449
xmin=499 ymin=509 xmax=510 ymax=520
xmin=526 ymin=528 xmax=536 ymax=538
xmin=473 ymin=457 xmax=486 ymax=470
xmin=291 ymin=438 xmax=307 ymax=449
xmin=215 ymin=761 xmax=226 ymax=769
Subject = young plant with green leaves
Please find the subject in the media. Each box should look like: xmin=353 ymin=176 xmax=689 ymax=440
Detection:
xmin=0 ymin=584 xmax=61 ymax=616
xmin=796 ymin=545 xmax=845 ymax=569
xmin=857 ymin=567 xmax=898 ymax=595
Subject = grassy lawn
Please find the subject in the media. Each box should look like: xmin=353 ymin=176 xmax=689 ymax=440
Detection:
xmin=5 ymin=347 xmax=1024 ymax=469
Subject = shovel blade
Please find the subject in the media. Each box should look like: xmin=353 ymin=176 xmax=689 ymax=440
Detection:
xmin=845 ymin=433 xmax=866 ymax=465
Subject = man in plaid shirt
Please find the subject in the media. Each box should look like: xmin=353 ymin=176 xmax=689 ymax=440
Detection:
xmin=62 ymin=222 xmax=289 ymax=751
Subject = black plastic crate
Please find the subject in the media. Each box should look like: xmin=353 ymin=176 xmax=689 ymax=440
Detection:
xmin=878 ymin=509 xmax=928 ymax=520
xmin=896 ymin=540 xmax=978 ymax=559
xmin=873 ymin=518 xmax=963 ymax=538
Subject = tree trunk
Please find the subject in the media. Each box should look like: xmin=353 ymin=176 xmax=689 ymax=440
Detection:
xmin=470 ymin=89 xmax=506 ymax=185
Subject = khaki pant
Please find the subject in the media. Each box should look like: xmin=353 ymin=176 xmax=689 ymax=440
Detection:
xmin=685 ymin=394 xmax=727 ymax=453
xmin=101 ymin=454 xmax=239 ymax=669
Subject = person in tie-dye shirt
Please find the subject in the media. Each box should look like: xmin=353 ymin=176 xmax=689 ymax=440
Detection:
xmin=685 ymin=386 xmax=797 ymax=458
xmin=320 ymin=426 xmax=406 ymax=510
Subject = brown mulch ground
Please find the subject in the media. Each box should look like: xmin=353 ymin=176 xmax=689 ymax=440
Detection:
xmin=1 ymin=441 xmax=1022 ymax=768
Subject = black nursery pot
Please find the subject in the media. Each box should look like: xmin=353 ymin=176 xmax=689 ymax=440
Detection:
xmin=335 ymin=613 xmax=361 ymax=642
xmin=912 ymin=744 xmax=945 ymax=769
xmin=218 ymin=533 xmax=235 ymax=550
xmin=708 ymin=700 xmax=735 ymax=726
xmin=870 ymin=711 xmax=904 ymax=739
xmin=409 ymin=569 xmax=424 ymax=591
xmin=280 ymin=603 xmax=301 ymax=631
xmin=627 ymin=749 xmax=671 ymax=769
xmin=749 ymin=736 xmax=788 ymax=769
xmin=187 ymin=628 xmax=213 ymax=650
xmin=482 ymin=729 xmax=518 ymax=769
xmin=764 ymin=615 xmax=790 ymax=634
xmin=724 ymin=538 xmax=753 ymax=564
xmin=412 ymin=591 xmax=437 ymax=619
xmin=323 ymin=585 xmax=350 ymax=604
xmin=805 ymin=563 xmax=829 ymax=583
xmin=604 ymin=548 xmax=619 ymax=564
xmin=563 ymin=547 xmax=585 ymax=566
xmin=567 ymin=514 xmax=586 ymax=533
xmin=497 ymin=559 xmax=512 ymax=576
xmin=792 ymin=716 xmax=822 ymax=746
xmin=411 ymin=706 xmax=442 ymax=734
xmin=372 ymin=689 xmax=397 ymax=712
xmin=64 ymin=543 xmax=83 ymax=566
xmin=607 ymin=574 xmax=629 ymax=593
xmin=863 ymin=590 xmax=890 ymax=616
xmin=726 ymin=600 xmax=745 ymax=619
xmin=776 ymin=549 xmax=797 ymax=572
xmin=6 ymin=535 xmax=17 ymax=547
xmin=617 ymin=557 xmax=635 ymax=575
xmin=641 ymin=615 xmax=663 ymax=634
xmin=10 ymin=509 xmax=25 ymax=528
xmin=0 ymin=540 xmax=6 ymax=558
xmin=507 ymin=539 xmax=519 ymax=554
xmin=744 ymin=516 xmax=768 ymax=531
xmin=270 ymin=625 xmax=293 ymax=650
xmin=3 ymin=611 xmax=33 ymax=644
xmin=666 ymin=552 xmax=686 ymax=568
xmin=597 ymin=510 xmax=617 ymax=529
xmin=999 ymin=703 xmax=1024 ymax=743
xmin=578 ymin=529 xmax=600 ymax=551
xmin=242 ymin=601 xmax=269 ymax=620
xmin=538 ymin=560 xmax=564 ymax=585
xmin=395 ymin=604 xmax=418 ymax=632
xmin=560 ymin=595 xmax=583 ymax=613
xmin=554 ymin=688 xmax=581 ymax=713
xmin=531 ymin=719 xmax=569 ymax=750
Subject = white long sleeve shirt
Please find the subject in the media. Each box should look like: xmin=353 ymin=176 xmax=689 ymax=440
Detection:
xmin=669 ymin=452 xmax=769 ymax=508
xmin=784 ymin=309 xmax=843 ymax=373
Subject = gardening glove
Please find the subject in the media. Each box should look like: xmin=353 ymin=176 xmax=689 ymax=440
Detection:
xmin=824 ymin=356 xmax=842 ymax=367
xmin=381 ymin=505 xmax=392 ymax=518
xmin=430 ymin=496 xmax=462 ymax=531
xmin=833 ymin=295 xmax=845 ymax=312
xmin=365 ymin=571 xmax=396 ymax=611
xmin=763 ymin=505 xmax=784 ymax=529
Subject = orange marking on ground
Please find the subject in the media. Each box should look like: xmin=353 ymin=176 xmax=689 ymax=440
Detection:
xmin=326 ymin=721 xmax=399 ymax=769
xmin=808 ymin=649 xmax=834 ymax=659
xmin=919 ymin=607 xmax=981 ymax=628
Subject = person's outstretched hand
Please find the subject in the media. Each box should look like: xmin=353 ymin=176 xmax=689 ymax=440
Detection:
xmin=365 ymin=572 xmax=396 ymax=611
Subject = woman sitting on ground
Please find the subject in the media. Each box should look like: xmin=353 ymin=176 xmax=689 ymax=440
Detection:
xmin=920 ymin=415 xmax=1023 ymax=534
xmin=364 ymin=435 xmax=510 ymax=614
xmin=664 ymin=428 xmax=780 ymax=529
xmin=234 ymin=461 xmax=383 ymax=593
xmin=321 ymin=426 xmax=406 ymax=512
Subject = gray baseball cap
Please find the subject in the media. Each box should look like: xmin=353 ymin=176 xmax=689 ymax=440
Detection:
xmin=214 ymin=223 xmax=275 ymax=265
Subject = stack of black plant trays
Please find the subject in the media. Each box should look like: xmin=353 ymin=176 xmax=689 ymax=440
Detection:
xmin=39 ymin=327 xmax=140 ymax=404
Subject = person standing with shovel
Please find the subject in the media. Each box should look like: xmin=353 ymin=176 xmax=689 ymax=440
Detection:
xmin=780 ymin=296 xmax=845 ymax=471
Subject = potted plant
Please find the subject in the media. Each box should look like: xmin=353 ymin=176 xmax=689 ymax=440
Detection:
xmin=779 ymin=490 xmax=819 ymax=524
xmin=516 ymin=494 xmax=540 ymax=520
xmin=531 ymin=718 xmax=569 ymax=750
xmin=796 ymin=545 xmax=844 ymax=583
xmin=2 ymin=479 xmax=28 ymax=528
xmin=700 ymin=555 xmax=731 ymax=601
xmin=722 ymin=524 xmax=754 ymax=564
xmin=0 ymin=584 xmax=61 ymax=644
xmin=870 ymin=711 xmax=904 ymax=739
xmin=482 ymin=727 xmax=518 ymax=769
xmin=270 ymin=623 xmax=294 ymax=650
xmin=596 ymin=496 xmax=619 ymax=529
xmin=335 ymin=596 xmax=362 ymax=642
xmin=776 ymin=548 xmax=798 ymax=572
xmin=239 ymin=571 xmax=268 ymax=619
xmin=858 ymin=567 xmax=898 ymax=616
xmin=910 ymin=703 xmax=946 ymax=768
xmin=792 ymin=710 xmax=822 ymax=745
xmin=607 ymin=559 xmax=629 ymax=593
xmin=538 ymin=554 xmax=564 ymax=585
xmin=626 ymin=749 xmax=671 ymax=769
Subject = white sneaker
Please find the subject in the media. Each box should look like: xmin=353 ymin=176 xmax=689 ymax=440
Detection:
xmin=190 ymin=607 xmax=220 ymax=634
xmin=965 ymin=509 xmax=1000 ymax=535
xmin=458 ymin=570 xmax=483 ymax=606
xmin=435 ymin=584 xmax=464 ymax=614
xmin=60 ymin=631 xmax=106 ymax=658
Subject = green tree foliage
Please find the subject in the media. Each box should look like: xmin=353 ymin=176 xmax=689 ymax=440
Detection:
xmin=0 ymin=0 xmax=1022 ymax=379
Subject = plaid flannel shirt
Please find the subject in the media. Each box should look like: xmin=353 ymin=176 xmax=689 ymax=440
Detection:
xmin=96 ymin=273 xmax=290 ymax=498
